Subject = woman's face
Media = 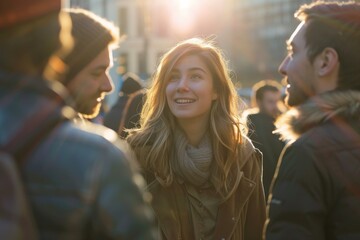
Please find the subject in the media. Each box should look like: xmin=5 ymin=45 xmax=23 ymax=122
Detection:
xmin=165 ymin=54 xmax=217 ymax=126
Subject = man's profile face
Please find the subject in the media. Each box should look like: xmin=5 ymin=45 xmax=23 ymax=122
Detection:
xmin=67 ymin=47 xmax=113 ymax=118
xmin=278 ymin=21 xmax=317 ymax=107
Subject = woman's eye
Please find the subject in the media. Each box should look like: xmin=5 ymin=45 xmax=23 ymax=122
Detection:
xmin=169 ymin=74 xmax=180 ymax=82
xmin=191 ymin=74 xmax=201 ymax=80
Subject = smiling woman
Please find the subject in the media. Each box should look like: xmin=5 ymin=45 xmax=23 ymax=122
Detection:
xmin=127 ymin=37 xmax=266 ymax=240
xmin=166 ymin=54 xmax=217 ymax=134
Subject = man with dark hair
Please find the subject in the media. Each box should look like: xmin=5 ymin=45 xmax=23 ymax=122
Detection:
xmin=62 ymin=8 xmax=118 ymax=120
xmin=104 ymin=72 xmax=145 ymax=138
xmin=264 ymin=1 xmax=360 ymax=239
xmin=251 ymin=80 xmax=284 ymax=119
xmin=0 ymin=1 xmax=155 ymax=239
xmin=246 ymin=80 xmax=285 ymax=199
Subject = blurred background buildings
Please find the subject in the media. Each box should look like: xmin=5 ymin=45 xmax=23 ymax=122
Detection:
xmin=66 ymin=0 xmax=355 ymax=106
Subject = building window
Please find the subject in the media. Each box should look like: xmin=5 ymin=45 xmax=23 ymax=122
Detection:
xmin=138 ymin=51 xmax=146 ymax=76
xmin=70 ymin=0 xmax=90 ymax=9
xmin=119 ymin=7 xmax=128 ymax=37
xmin=117 ymin=53 xmax=128 ymax=75
xmin=137 ymin=6 xmax=145 ymax=37
xmin=153 ymin=10 xmax=170 ymax=37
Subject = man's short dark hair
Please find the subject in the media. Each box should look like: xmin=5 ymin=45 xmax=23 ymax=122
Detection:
xmin=251 ymin=80 xmax=282 ymax=107
xmin=295 ymin=1 xmax=360 ymax=91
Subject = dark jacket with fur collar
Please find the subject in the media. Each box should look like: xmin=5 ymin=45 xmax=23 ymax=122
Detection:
xmin=264 ymin=90 xmax=360 ymax=240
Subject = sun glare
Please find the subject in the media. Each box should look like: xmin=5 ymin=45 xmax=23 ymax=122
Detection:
xmin=166 ymin=0 xmax=226 ymax=37
xmin=169 ymin=0 xmax=200 ymax=36
xmin=178 ymin=0 xmax=192 ymax=10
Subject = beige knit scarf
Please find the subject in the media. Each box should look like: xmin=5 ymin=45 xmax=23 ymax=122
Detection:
xmin=172 ymin=129 xmax=213 ymax=187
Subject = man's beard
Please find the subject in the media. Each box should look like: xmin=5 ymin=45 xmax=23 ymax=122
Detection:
xmin=285 ymin=88 xmax=309 ymax=107
xmin=285 ymin=78 xmax=312 ymax=107
xmin=79 ymin=102 xmax=101 ymax=119
xmin=76 ymin=93 xmax=104 ymax=119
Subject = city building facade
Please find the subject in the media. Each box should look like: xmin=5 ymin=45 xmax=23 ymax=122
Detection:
xmin=69 ymin=0 xmax=350 ymax=104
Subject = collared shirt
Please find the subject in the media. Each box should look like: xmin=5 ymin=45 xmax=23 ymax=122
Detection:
xmin=185 ymin=183 xmax=221 ymax=240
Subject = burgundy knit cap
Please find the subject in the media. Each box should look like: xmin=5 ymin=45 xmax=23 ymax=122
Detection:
xmin=62 ymin=9 xmax=117 ymax=83
xmin=0 ymin=0 xmax=61 ymax=29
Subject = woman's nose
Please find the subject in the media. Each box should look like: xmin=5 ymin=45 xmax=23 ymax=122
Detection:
xmin=176 ymin=77 xmax=190 ymax=92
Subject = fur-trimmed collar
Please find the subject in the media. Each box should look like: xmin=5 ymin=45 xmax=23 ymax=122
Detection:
xmin=275 ymin=90 xmax=360 ymax=142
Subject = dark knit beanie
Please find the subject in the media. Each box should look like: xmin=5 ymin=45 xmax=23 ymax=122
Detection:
xmin=63 ymin=9 xmax=118 ymax=83
xmin=121 ymin=73 xmax=143 ymax=95
xmin=0 ymin=0 xmax=61 ymax=29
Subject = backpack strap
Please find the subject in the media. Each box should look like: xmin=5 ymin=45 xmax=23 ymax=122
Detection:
xmin=1 ymin=72 xmax=75 ymax=164
xmin=117 ymin=90 xmax=143 ymax=137
xmin=0 ymin=97 xmax=73 ymax=240
xmin=0 ymin=73 xmax=75 ymax=239
xmin=2 ymin=104 xmax=69 ymax=165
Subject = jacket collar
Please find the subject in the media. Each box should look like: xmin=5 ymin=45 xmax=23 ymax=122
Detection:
xmin=147 ymin=172 xmax=256 ymax=239
xmin=275 ymin=90 xmax=360 ymax=142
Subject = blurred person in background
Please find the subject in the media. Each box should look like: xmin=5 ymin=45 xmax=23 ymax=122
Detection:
xmin=245 ymin=80 xmax=286 ymax=199
xmin=127 ymin=38 xmax=265 ymax=240
xmin=0 ymin=2 xmax=155 ymax=239
xmin=104 ymin=72 xmax=145 ymax=138
xmin=264 ymin=1 xmax=360 ymax=239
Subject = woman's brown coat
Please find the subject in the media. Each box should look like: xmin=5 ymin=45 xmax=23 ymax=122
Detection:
xmin=133 ymin=138 xmax=266 ymax=240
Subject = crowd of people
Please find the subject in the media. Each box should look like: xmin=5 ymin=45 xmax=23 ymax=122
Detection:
xmin=1 ymin=0 xmax=359 ymax=239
